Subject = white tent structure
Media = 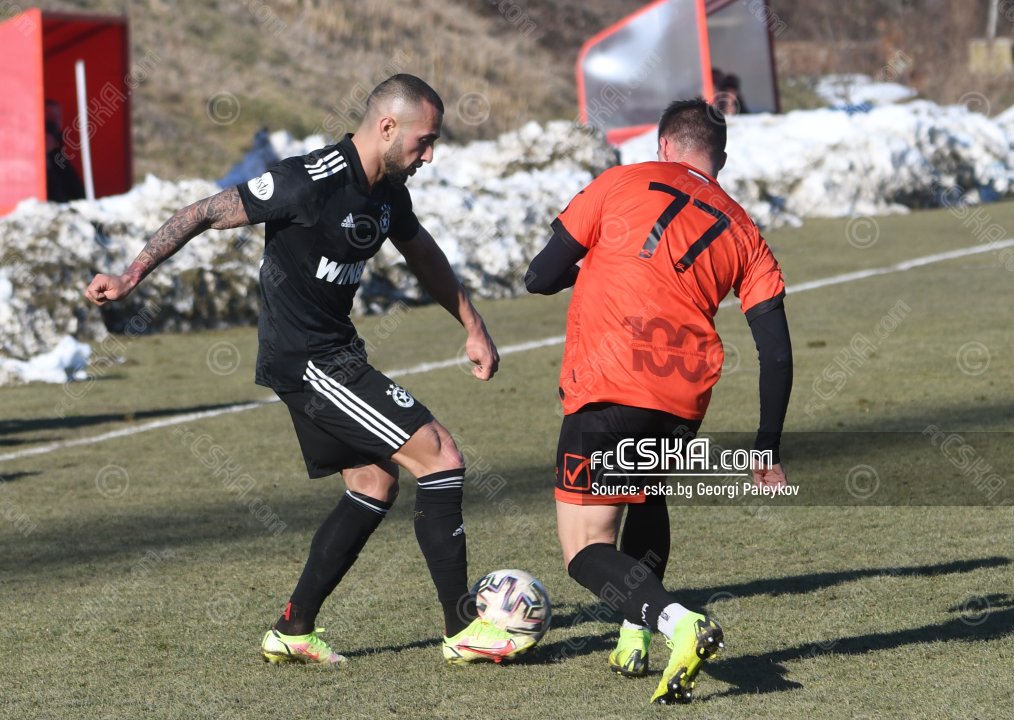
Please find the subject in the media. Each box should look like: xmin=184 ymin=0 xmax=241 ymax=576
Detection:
xmin=578 ymin=0 xmax=781 ymax=144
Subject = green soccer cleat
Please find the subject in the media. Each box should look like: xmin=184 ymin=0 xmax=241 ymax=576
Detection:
xmin=609 ymin=626 xmax=652 ymax=677
xmin=443 ymin=618 xmax=536 ymax=665
xmin=650 ymin=614 xmax=723 ymax=705
xmin=261 ymin=627 xmax=347 ymax=665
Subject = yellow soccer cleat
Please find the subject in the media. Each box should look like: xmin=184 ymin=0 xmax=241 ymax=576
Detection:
xmin=608 ymin=626 xmax=652 ymax=678
xmin=650 ymin=614 xmax=723 ymax=705
xmin=261 ymin=627 xmax=347 ymax=665
xmin=442 ymin=617 xmax=536 ymax=665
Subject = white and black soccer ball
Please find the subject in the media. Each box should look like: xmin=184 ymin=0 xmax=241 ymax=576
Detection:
xmin=472 ymin=568 xmax=552 ymax=642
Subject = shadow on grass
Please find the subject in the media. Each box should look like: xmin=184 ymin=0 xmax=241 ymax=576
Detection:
xmin=337 ymin=624 xmax=618 ymax=665
xmin=676 ymin=556 xmax=1012 ymax=608
xmin=552 ymin=556 xmax=1010 ymax=630
xmin=272 ymin=591 xmax=1014 ymax=675
xmin=341 ymin=637 xmax=443 ymax=659
xmin=519 ymin=632 xmax=617 ymax=666
xmin=0 ymin=470 xmax=41 ymax=483
xmin=517 ymin=557 xmax=1011 ymax=668
xmin=337 ymin=603 xmax=617 ymax=665
xmin=0 ymin=400 xmax=267 ymax=447
xmin=706 ymin=596 xmax=1014 ymax=699
xmin=0 ymin=493 xmax=328 ymax=577
xmin=799 ymin=399 xmax=1014 ymax=435
xmin=780 ymin=401 xmax=1014 ymax=503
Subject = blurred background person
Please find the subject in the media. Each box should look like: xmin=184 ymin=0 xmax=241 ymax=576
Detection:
xmin=44 ymin=99 xmax=85 ymax=203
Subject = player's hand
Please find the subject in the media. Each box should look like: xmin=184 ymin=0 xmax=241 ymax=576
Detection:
xmin=85 ymin=273 xmax=136 ymax=306
xmin=752 ymin=462 xmax=787 ymax=490
xmin=465 ymin=325 xmax=500 ymax=381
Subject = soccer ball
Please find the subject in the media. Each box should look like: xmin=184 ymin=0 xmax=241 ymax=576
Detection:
xmin=472 ymin=569 xmax=552 ymax=641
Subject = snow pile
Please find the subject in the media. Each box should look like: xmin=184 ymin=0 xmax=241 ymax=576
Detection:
xmin=5 ymin=86 xmax=1014 ymax=385
xmin=621 ymin=100 xmax=1011 ymax=228
xmin=0 ymin=335 xmax=90 ymax=385
xmin=0 ymin=121 xmax=615 ymax=384
xmin=368 ymin=120 xmax=618 ymax=305
xmin=814 ymin=74 xmax=919 ymax=109
xmin=0 ymin=175 xmax=265 ymax=379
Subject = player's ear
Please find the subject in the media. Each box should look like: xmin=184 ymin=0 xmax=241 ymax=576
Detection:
xmin=379 ymin=115 xmax=397 ymax=142
xmin=716 ymin=151 xmax=727 ymax=173
xmin=657 ymin=135 xmax=669 ymax=161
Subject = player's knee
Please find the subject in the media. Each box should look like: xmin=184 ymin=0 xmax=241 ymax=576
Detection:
xmin=438 ymin=432 xmax=465 ymax=469
xmin=369 ymin=477 xmax=399 ymax=504
xmin=394 ymin=420 xmax=466 ymax=477
xmin=359 ymin=480 xmax=398 ymax=504
xmin=558 ymin=523 xmax=617 ymax=571
xmin=345 ymin=465 xmax=400 ymax=503
xmin=562 ymin=541 xmax=594 ymax=575
xmin=423 ymin=420 xmax=465 ymax=468
xmin=560 ymin=537 xmax=589 ymax=571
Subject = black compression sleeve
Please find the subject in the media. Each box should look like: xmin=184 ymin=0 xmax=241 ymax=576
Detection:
xmin=748 ymin=302 xmax=793 ymax=463
xmin=525 ymin=232 xmax=587 ymax=295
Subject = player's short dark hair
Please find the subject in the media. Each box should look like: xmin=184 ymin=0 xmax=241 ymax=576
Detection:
xmin=367 ymin=74 xmax=444 ymax=116
xmin=657 ymin=98 xmax=726 ymax=161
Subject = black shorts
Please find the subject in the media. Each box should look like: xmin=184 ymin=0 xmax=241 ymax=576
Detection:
xmin=555 ymin=403 xmax=701 ymax=505
xmin=279 ymin=361 xmax=433 ymax=478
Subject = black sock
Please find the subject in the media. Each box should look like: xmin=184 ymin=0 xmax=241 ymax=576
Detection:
xmin=275 ymin=490 xmax=391 ymax=635
xmin=567 ymin=542 xmax=675 ymax=630
xmin=413 ymin=468 xmax=476 ymax=636
xmin=619 ymin=496 xmax=670 ymax=583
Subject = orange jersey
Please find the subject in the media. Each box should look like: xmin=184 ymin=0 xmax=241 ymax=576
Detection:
xmin=554 ymin=161 xmax=785 ymax=419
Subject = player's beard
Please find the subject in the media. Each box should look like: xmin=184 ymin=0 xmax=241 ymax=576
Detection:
xmin=382 ymin=135 xmax=412 ymax=186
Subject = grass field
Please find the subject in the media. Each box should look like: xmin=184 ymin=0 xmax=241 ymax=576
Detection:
xmin=2 ymin=203 xmax=1013 ymax=719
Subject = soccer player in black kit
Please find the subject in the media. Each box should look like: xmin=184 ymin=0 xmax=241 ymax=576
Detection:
xmin=85 ymin=75 xmax=533 ymax=666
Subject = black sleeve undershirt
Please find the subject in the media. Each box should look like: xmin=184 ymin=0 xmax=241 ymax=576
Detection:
xmin=525 ymin=231 xmax=587 ymax=295
xmin=748 ymin=300 xmax=793 ymax=463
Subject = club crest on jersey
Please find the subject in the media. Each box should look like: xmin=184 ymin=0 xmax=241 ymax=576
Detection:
xmin=386 ymin=383 xmax=415 ymax=408
xmin=247 ymin=172 xmax=274 ymax=200
xmin=379 ymin=203 xmax=391 ymax=235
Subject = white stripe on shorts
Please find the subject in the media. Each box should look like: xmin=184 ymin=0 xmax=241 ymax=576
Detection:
xmin=304 ymin=363 xmax=409 ymax=449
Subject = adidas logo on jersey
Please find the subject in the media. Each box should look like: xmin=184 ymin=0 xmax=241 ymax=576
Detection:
xmin=341 ymin=213 xmax=355 ymax=229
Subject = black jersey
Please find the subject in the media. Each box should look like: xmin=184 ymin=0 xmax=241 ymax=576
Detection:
xmin=236 ymin=135 xmax=420 ymax=391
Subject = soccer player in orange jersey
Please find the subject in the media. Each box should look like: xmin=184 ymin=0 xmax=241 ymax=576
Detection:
xmin=526 ymin=98 xmax=792 ymax=704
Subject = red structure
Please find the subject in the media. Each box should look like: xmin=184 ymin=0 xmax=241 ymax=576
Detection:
xmin=0 ymin=9 xmax=132 ymax=215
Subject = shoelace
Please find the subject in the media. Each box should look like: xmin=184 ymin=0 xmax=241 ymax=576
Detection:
xmin=304 ymin=628 xmax=332 ymax=654
xmin=268 ymin=627 xmax=336 ymax=658
xmin=471 ymin=620 xmax=512 ymax=642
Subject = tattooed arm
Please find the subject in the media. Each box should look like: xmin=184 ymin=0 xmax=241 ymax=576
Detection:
xmin=85 ymin=187 xmax=250 ymax=305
